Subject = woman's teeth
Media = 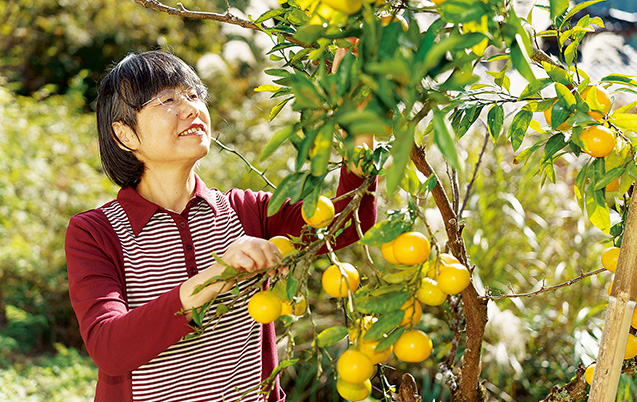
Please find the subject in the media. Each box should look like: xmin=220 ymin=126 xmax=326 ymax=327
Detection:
xmin=179 ymin=127 xmax=201 ymax=136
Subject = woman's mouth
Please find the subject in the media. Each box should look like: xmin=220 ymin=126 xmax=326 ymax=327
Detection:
xmin=178 ymin=126 xmax=205 ymax=137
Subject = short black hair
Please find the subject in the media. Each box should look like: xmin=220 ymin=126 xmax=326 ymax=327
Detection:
xmin=96 ymin=51 xmax=207 ymax=188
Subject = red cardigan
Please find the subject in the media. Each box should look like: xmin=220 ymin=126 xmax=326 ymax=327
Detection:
xmin=65 ymin=167 xmax=377 ymax=401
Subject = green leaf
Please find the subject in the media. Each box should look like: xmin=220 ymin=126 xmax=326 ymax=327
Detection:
xmin=355 ymin=290 xmax=410 ymax=315
xmin=376 ymin=326 xmax=405 ymax=352
xmin=458 ymin=106 xmax=481 ymax=138
xmin=601 ymin=74 xmax=637 ymax=88
xmin=487 ymin=104 xmax=504 ymax=141
xmin=301 ymin=175 xmax=324 ymax=219
xmin=549 ymin=0 xmax=569 ymax=20
xmin=519 ymin=78 xmax=553 ymax=100
xmin=260 ymin=125 xmax=296 ymax=161
xmin=310 ymin=123 xmax=334 ymax=177
xmin=432 ymin=109 xmax=461 ymax=170
xmin=362 ymin=313 xmax=405 ymax=342
xmin=268 ymin=97 xmax=293 ymax=121
xmin=508 ymin=109 xmax=532 ymax=151
xmin=386 ymin=122 xmax=414 ymax=194
xmin=610 ymin=113 xmax=637 ymax=132
xmin=267 ymin=172 xmax=307 ymax=216
xmin=574 ymin=163 xmax=589 ymax=210
xmin=595 ymin=166 xmax=625 ymax=191
xmin=548 ymin=101 xmax=571 ymax=130
xmin=438 ymin=0 xmax=487 ymax=23
xmin=543 ymin=62 xmax=573 ymax=86
xmin=485 ymin=54 xmax=510 ymax=62
xmin=286 ymin=277 xmax=298 ymax=301
xmin=586 ymin=175 xmax=611 ymax=233
xmin=316 ymin=326 xmax=348 ymax=348
xmin=560 ymin=0 xmax=605 ymax=27
xmin=254 ymin=8 xmax=288 ymax=24
xmin=540 ymin=134 xmax=568 ymax=183
xmin=294 ymin=24 xmax=326 ymax=45
xmin=555 ymin=82 xmax=577 ymax=110
xmin=510 ymin=35 xmax=537 ymax=84
xmin=215 ymin=304 xmax=229 ymax=317
xmin=382 ymin=266 xmax=421 ymax=284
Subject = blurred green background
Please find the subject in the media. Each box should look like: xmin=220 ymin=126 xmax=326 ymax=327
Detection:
xmin=1 ymin=0 xmax=636 ymax=401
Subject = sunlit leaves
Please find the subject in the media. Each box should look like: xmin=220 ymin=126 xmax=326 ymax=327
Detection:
xmin=487 ymin=104 xmax=504 ymax=140
xmin=508 ymin=110 xmax=532 ymax=151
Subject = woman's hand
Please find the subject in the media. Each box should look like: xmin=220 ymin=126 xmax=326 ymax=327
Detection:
xmin=222 ymin=235 xmax=284 ymax=275
xmin=179 ymin=236 xmax=286 ymax=321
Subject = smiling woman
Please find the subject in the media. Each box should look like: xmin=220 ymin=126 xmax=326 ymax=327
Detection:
xmin=64 ymin=50 xmax=377 ymax=402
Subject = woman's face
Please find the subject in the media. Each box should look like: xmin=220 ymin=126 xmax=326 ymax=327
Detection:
xmin=114 ymin=86 xmax=212 ymax=172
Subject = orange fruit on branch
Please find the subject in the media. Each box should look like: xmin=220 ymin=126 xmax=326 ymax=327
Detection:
xmin=393 ymin=329 xmax=433 ymax=363
xmin=248 ymin=291 xmax=282 ymax=324
xmin=392 ymin=231 xmax=431 ymax=265
xmin=381 ymin=240 xmax=400 ymax=265
xmin=358 ymin=339 xmax=392 ymax=364
xmin=336 ymin=378 xmax=372 ymax=401
xmin=336 ymin=348 xmax=374 ymax=383
xmin=580 ymin=125 xmax=615 ymax=158
xmin=416 ymin=277 xmax=447 ymax=306
xmin=585 ymin=364 xmax=596 ymax=385
xmin=302 ymin=195 xmax=335 ymax=229
xmin=601 ymin=246 xmax=620 ymax=273
xmin=581 ymin=85 xmax=611 ymax=121
xmin=399 ymin=298 xmax=422 ymax=327
xmin=269 ymin=236 xmax=296 ymax=257
xmin=625 ymin=333 xmax=637 ymax=359
xmin=322 ymin=262 xmax=360 ymax=298
xmin=436 ymin=263 xmax=471 ymax=295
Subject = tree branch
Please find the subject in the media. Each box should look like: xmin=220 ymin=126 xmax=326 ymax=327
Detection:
xmin=480 ymin=268 xmax=606 ymax=301
xmin=133 ymin=0 xmax=309 ymax=47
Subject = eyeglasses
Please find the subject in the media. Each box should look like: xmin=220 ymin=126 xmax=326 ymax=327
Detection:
xmin=141 ymin=86 xmax=206 ymax=109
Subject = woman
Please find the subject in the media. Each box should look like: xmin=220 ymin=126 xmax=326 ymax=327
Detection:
xmin=65 ymin=50 xmax=376 ymax=402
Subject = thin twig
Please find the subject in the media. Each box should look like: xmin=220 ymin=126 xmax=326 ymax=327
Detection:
xmin=481 ymin=268 xmax=606 ymax=301
xmin=460 ymin=131 xmax=489 ymax=217
xmin=212 ymin=135 xmax=277 ymax=189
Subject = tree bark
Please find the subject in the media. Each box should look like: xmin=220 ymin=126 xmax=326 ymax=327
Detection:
xmin=410 ymin=144 xmax=488 ymax=402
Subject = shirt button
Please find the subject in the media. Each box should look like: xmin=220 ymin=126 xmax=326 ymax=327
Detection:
xmin=179 ymin=222 xmax=186 ymax=229
xmin=186 ymin=244 xmax=193 ymax=250
xmin=188 ymin=268 xmax=197 ymax=275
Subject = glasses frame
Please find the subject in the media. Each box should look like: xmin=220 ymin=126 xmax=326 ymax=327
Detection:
xmin=141 ymin=86 xmax=207 ymax=109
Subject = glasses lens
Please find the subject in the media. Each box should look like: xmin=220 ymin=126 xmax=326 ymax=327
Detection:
xmin=144 ymin=86 xmax=206 ymax=108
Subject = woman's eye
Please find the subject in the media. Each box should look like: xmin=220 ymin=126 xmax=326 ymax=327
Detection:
xmin=161 ymin=97 xmax=175 ymax=105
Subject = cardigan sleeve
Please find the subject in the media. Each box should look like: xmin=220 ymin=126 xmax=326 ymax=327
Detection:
xmin=228 ymin=165 xmax=377 ymax=245
xmin=65 ymin=210 xmax=193 ymax=376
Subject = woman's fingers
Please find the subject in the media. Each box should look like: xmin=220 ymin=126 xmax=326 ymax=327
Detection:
xmin=223 ymin=236 xmax=282 ymax=273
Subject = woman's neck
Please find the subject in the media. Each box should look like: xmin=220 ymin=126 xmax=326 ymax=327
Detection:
xmin=135 ymin=167 xmax=197 ymax=213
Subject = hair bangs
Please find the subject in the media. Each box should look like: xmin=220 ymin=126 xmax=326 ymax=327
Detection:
xmin=113 ymin=51 xmax=206 ymax=111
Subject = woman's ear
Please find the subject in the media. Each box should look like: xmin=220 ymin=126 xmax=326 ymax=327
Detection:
xmin=112 ymin=121 xmax=139 ymax=151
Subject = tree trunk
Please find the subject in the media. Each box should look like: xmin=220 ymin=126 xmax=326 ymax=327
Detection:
xmin=410 ymin=145 xmax=488 ymax=401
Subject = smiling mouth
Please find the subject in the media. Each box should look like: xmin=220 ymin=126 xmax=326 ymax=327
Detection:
xmin=178 ymin=126 xmax=205 ymax=136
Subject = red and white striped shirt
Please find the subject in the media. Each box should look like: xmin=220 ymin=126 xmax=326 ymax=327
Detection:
xmin=65 ymin=168 xmax=377 ymax=402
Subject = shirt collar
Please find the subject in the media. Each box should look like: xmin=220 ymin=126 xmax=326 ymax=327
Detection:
xmin=116 ymin=174 xmax=217 ymax=236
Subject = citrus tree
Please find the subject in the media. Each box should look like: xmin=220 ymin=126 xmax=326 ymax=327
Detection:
xmin=135 ymin=0 xmax=637 ymax=400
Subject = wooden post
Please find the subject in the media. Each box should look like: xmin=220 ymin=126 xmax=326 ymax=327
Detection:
xmin=588 ymin=192 xmax=637 ymax=401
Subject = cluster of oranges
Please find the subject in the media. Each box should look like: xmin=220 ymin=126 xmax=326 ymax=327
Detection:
xmin=584 ymin=246 xmax=637 ymax=385
xmin=543 ymin=85 xmax=615 ymax=159
xmin=246 ymin=196 xmax=473 ymax=400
